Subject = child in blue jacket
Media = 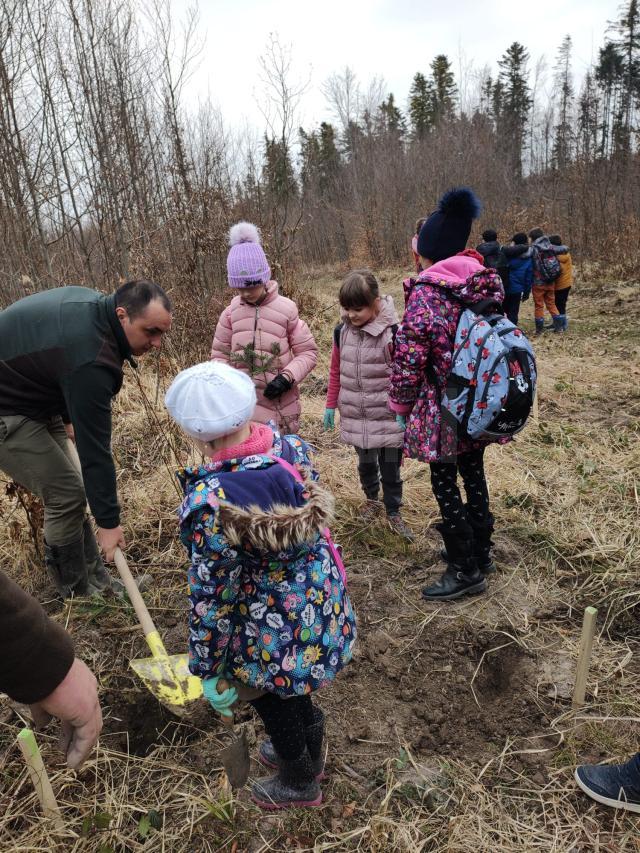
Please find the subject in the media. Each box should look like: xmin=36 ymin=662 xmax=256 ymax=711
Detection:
xmin=502 ymin=232 xmax=533 ymax=325
xmin=165 ymin=361 xmax=356 ymax=810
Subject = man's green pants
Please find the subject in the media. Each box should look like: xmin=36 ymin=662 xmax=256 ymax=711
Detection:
xmin=0 ymin=414 xmax=86 ymax=546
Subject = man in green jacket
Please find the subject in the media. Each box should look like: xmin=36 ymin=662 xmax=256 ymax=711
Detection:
xmin=0 ymin=280 xmax=172 ymax=597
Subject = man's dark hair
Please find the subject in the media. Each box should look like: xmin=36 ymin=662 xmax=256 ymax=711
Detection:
xmin=512 ymin=232 xmax=528 ymax=245
xmin=549 ymin=234 xmax=562 ymax=246
xmin=482 ymin=228 xmax=497 ymax=242
xmin=528 ymin=228 xmax=544 ymax=241
xmin=115 ymin=280 xmax=171 ymax=319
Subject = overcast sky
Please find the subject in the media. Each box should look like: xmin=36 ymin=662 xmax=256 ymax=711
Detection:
xmin=173 ymin=0 xmax=621 ymax=130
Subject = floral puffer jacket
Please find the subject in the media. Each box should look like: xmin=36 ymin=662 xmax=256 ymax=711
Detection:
xmin=389 ymin=253 xmax=505 ymax=462
xmin=177 ymin=429 xmax=356 ymax=697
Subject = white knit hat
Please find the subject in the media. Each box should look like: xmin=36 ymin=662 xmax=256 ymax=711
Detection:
xmin=165 ymin=361 xmax=256 ymax=441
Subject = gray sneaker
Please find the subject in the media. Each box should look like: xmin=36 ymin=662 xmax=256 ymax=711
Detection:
xmin=387 ymin=513 xmax=415 ymax=542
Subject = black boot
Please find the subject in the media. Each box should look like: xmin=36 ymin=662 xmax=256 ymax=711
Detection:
xmin=251 ymin=748 xmax=322 ymax=810
xmin=259 ymin=708 xmax=326 ymax=779
xmin=467 ymin=511 xmax=497 ymax=575
xmin=439 ymin=510 xmax=496 ymax=575
xmin=44 ymin=538 xmax=89 ymax=598
xmin=423 ymin=523 xmax=487 ymax=601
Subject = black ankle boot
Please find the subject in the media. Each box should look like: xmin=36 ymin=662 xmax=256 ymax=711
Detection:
xmin=439 ymin=511 xmax=496 ymax=575
xmin=44 ymin=538 xmax=89 ymax=598
xmin=251 ymin=748 xmax=322 ymax=810
xmin=423 ymin=524 xmax=487 ymax=601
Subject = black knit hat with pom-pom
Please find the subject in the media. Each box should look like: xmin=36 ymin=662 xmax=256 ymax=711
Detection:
xmin=417 ymin=187 xmax=481 ymax=263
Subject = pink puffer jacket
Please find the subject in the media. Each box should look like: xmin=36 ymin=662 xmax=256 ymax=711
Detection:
xmin=210 ymin=282 xmax=318 ymax=433
xmin=326 ymin=295 xmax=404 ymax=449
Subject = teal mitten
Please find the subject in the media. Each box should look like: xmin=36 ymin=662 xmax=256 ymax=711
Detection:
xmin=323 ymin=408 xmax=336 ymax=430
xmin=395 ymin=414 xmax=407 ymax=429
xmin=202 ymin=676 xmax=238 ymax=719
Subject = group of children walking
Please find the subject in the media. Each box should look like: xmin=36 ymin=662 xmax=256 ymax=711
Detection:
xmin=162 ymin=190 xmax=531 ymax=808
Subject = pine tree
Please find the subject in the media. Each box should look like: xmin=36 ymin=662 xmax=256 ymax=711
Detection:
xmin=552 ymin=35 xmax=575 ymax=169
xmin=595 ymin=42 xmax=625 ymax=156
xmin=577 ymin=71 xmax=600 ymax=161
xmin=318 ymin=122 xmax=341 ymax=192
xmin=262 ymin=136 xmax=297 ymax=201
xmin=497 ymin=42 xmax=532 ymax=177
xmin=610 ymin=0 xmax=640 ymax=151
xmin=429 ymin=54 xmax=457 ymax=123
xmin=408 ymin=72 xmax=433 ymax=137
xmin=376 ymin=93 xmax=406 ymax=136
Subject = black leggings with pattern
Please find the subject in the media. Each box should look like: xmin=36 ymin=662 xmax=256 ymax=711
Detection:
xmin=250 ymin=694 xmax=318 ymax=761
xmin=429 ymin=448 xmax=490 ymax=529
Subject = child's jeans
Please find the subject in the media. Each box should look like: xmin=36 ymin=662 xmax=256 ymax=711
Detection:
xmin=554 ymin=286 xmax=571 ymax=315
xmin=532 ymin=285 xmax=558 ymax=319
xmin=354 ymin=446 xmax=403 ymax=515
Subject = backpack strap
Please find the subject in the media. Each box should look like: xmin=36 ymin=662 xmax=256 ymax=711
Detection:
xmin=333 ymin=322 xmax=344 ymax=349
xmin=268 ymin=454 xmax=347 ymax=587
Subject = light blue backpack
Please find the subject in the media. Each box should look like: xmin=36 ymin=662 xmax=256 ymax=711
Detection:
xmin=441 ymin=300 xmax=537 ymax=440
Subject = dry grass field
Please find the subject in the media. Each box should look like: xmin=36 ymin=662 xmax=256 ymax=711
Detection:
xmin=1 ymin=267 xmax=639 ymax=851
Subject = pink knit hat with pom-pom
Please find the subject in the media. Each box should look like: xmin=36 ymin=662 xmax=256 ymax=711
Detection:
xmin=226 ymin=222 xmax=271 ymax=288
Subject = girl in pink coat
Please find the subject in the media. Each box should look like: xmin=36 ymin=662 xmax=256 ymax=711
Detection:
xmin=211 ymin=223 xmax=318 ymax=433
xmin=323 ymin=270 xmax=414 ymax=541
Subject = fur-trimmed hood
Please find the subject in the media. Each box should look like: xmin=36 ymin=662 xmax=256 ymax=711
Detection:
xmin=218 ymin=472 xmax=334 ymax=551
xmin=177 ymin=431 xmax=335 ymax=554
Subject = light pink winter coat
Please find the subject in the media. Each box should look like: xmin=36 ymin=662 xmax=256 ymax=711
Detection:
xmin=326 ymin=295 xmax=404 ymax=449
xmin=210 ymin=282 xmax=318 ymax=433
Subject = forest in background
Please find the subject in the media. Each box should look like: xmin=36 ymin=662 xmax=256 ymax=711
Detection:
xmin=1 ymin=0 xmax=640 ymax=321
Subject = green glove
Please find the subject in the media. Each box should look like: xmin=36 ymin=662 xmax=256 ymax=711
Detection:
xmin=323 ymin=408 xmax=335 ymax=430
xmin=202 ymin=675 xmax=238 ymax=718
xmin=396 ymin=414 xmax=407 ymax=429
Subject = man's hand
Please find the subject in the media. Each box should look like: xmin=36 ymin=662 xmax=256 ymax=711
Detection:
xmin=30 ymin=658 xmax=102 ymax=770
xmin=64 ymin=422 xmax=75 ymax=442
xmin=96 ymin=525 xmax=126 ymax=562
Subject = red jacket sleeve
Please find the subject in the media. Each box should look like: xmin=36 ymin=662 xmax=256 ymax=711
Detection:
xmin=325 ymin=342 xmax=341 ymax=409
xmin=0 ymin=571 xmax=75 ymax=703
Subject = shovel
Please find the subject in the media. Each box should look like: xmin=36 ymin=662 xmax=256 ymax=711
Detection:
xmin=216 ymin=679 xmax=250 ymax=789
xmin=116 ymin=553 xmax=250 ymax=786
xmin=113 ymin=548 xmax=203 ymax=716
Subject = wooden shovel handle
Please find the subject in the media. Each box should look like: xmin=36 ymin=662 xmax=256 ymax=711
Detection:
xmin=113 ymin=548 xmax=157 ymax=637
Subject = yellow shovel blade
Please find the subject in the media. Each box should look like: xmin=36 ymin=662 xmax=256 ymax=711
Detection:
xmin=130 ymin=652 xmax=203 ymax=713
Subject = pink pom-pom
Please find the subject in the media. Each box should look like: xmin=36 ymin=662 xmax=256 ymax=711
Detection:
xmin=229 ymin=221 xmax=261 ymax=247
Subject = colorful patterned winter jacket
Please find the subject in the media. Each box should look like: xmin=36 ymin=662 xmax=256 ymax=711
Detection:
xmin=326 ymin=295 xmax=404 ymax=450
xmin=177 ymin=428 xmax=356 ymax=697
xmin=389 ymin=254 xmax=505 ymax=462
xmin=210 ymin=282 xmax=318 ymax=433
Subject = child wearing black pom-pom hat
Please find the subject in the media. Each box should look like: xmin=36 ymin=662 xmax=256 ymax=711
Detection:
xmin=389 ymin=187 xmax=507 ymax=602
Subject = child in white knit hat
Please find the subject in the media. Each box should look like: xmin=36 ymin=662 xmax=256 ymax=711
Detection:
xmin=210 ymin=222 xmax=318 ymax=433
xmin=165 ymin=361 xmax=356 ymax=810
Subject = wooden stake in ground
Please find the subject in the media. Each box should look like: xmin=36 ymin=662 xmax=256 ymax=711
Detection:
xmin=572 ymin=606 xmax=598 ymax=708
xmin=16 ymin=728 xmax=65 ymax=831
